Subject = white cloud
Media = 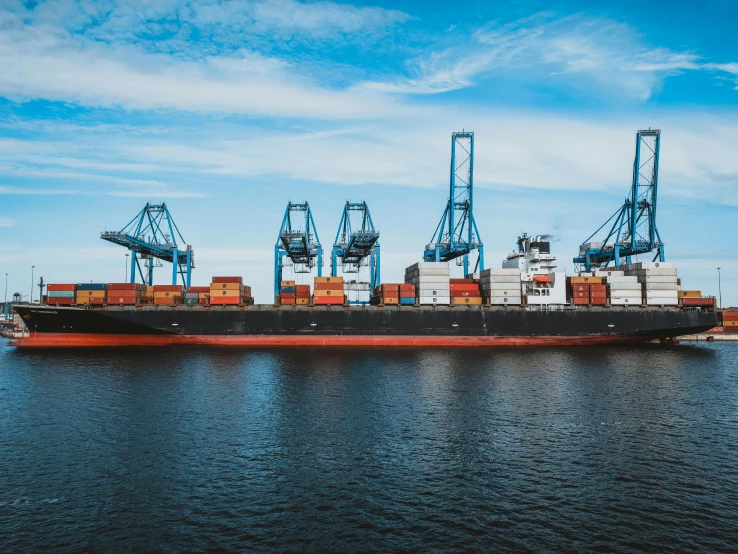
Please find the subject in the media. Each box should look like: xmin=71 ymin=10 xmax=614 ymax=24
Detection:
xmin=364 ymin=14 xmax=730 ymax=101
xmin=0 ymin=217 xmax=14 ymax=227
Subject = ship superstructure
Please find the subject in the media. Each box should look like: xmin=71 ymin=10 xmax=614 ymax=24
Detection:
xmin=502 ymin=233 xmax=567 ymax=305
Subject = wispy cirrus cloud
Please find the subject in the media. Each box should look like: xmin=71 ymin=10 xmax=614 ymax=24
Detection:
xmin=0 ymin=217 xmax=14 ymax=227
xmin=363 ymin=14 xmax=732 ymax=101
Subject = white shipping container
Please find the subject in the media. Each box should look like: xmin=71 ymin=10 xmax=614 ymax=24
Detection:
xmin=486 ymin=290 xmax=522 ymax=298
xmin=480 ymin=268 xmax=521 ymax=276
xmin=405 ymin=275 xmax=450 ymax=284
xmin=607 ymin=275 xmax=639 ymax=283
xmin=481 ymin=282 xmax=522 ymax=290
xmin=607 ymin=282 xmax=641 ymax=290
xmin=644 ymin=290 xmax=678 ymax=298
xmin=418 ymin=296 xmax=451 ymax=304
xmin=630 ymin=268 xmax=678 ymax=277
xmin=641 ymin=282 xmax=679 ymax=290
xmin=630 ymin=261 xmax=673 ymax=269
xmin=405 ymin=268 xmax=451 ymax=278
xmin=610 ymin=297 xmax=643 ymax=305
xmin=594 ymin=270 xmax=625 ymax=277
xmin=489 ymin=297 xmax=522 ymax=305
xmin=645 ymin=298 xmax=679 ymax=306
xmin=480 ymin=275 xmax=521 ymax=284
xmin=637 ymin=276 xmax=678 ymax=284
xmin=609 ymin=292 xmax=643 ymax=299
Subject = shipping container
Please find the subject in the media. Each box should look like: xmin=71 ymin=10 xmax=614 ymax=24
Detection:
xmin=569 ymin=276 xmax=603 ymax=284
xmin=315 ymin=276 xmax=344 ymax=284
xmin=280 ymin=297 xmax=296 ymax=305
xmin=678 ymin=290 xmax=702 ymax=298
xmin=452 ymin=297 xmax=483 ymax=305
xmin=313 ymin=282 xmax=344 ymax=291
xmin=418 ymin=296 xmax=451 ymax=304
xmin=489 ymin=297 xmax=522 ymax=305
xmin=188 ymin=286 xmax=211 ymax=293
xmin=153 ymin=285 xmax=183 ymax=293
xmin=210 ymin=297 xmax=240 ymax=305
xmin=296 ymin=298 xmax=310 ymax=305
xmin=313 ymin=296 xmax=344 ymax=305
xmin=450 ymin=283 xmax=480 ymax=292
xmin=47 ymin=284 xmax=76 ymax=291
xmin=399 ymin=297 xmax=415 ymax=305
xmin=77 ymin=283 xmax=107 ymax=291
xmin=680 ymin=298 xmax=715 ymax=306
xmin=48 ymin=290 xmax=75 ymax=298
xmin=211 ymin=289 xmax=242 ymax=297
xmin=212 ymin=276 xmax=243 ymax=284
xmin=314 ymin=289 xmax=343 ymax=297
xmin=280 ymin=280 xmax=296 ymax=287
xmin=383 ymin=297 xmax=399 ymax=305
xmin=107 ymin=283 xmax=140 ymax=291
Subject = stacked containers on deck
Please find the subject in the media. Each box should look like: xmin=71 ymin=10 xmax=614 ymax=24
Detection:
xmin=76 ymin=283 xmax=107 ymax=305
xmin=295 ymin=284 xmax=311 ymax=305
xmin=210 ymin=277 xmax=253 ymax=305
xmin=405 ymin=262 xmax=450 ymax=305
xmin=279 ymin=280 xmax=296 ymax=305
xmin=107 ymin=283 xmax=146 ymax=305
xmin=378 ymin=284 xmax=400 ymax=305
xmin=603 ymin=272 xmax=642 ymax=305
xmin=722 ymin=310 xmax=738 ymax=333
xmin=450 ymin=278 xmax=482 ymax=305
xmin=625 ymin=262 xmax=678 ymax=306
xmin=399 ymin=284 xmax=416 ymax=305
xmin=46 ymin=284 xmax=76 ymax=305
xmin=313 ymin=276 xmax=344 ymax=305
xmin=567 ymin=276 xmax=603 ymax=306
xmin=678 ymin=290 xmax=715 ymax=307
xmin=187 ymin=286 xmax=211 ymax=305
xmin=480 ymin=269 xmax=521 ymax=305
xmin=153 ymin=285 xmax=183 ymax=305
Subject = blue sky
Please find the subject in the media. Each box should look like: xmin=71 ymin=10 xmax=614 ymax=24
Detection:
xmin=1 ymin=0 xmax=737 ymax=305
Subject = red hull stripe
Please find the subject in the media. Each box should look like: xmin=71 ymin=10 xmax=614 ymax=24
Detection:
xmin=11 ymin=333 xmax=651 ymax=348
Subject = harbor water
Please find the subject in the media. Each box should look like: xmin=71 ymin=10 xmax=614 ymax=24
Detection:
xmin=1 ymin=343 xmax=737 ymax=551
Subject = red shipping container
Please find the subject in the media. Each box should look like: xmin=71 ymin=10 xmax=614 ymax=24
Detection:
xmin=280 ymin=297 xmax=296 ymax=305
xmin=107 ymin=283 xmax=138 ymax=291
xmin=590 ymin=292 xmax=607 ymax=299
xmin=573 ymin=291 xmax=588 ymax=298
xmin=573 ymin=298 xmax=590 ymax=305
xmin=153 ymin=285 xmax=183 ymax=292
xmin=188 ymin=286 xmax=211 ymax=293
xmin=590 ymin=298 xmax=607 ymax=305
xmin=314 ymin=282 xmax=344 ymax=290
xmin=296 ymin=291 xmax=310 ymax=298
xmin=212 ymin=276 xmax=243 ymax=284
xmin=571 ymin=284 xmax=590 ymax=292
xmin=450 ymin=278 xmax=474 ymax=284
xmin=47 ymin=297 xmax=74 ymax=305
xmin=722 ymin=311 xmax=738 ymax=321
xmin=589 ymin=285 xmax=607 ymax=293
xmin=450 ymin=283 xmax=480 ymax=292
xmin=451 ymin=290 xmax=478 ymax=298
xmin=199 ymin=297 xmax=209 ymax=305
xmin=154 ymin=297 xmax=177 ymax=305
xmin=314 ymin=296 xmax=344 ymax=305
xmin=381 ymin=284 xmax=400 ymax=293
xmin=47 ymin=284 xmax=76 ymax=291
xmin=295 ymin=285 xmax=311 ymax=293
xmin=89 ymin=298 xmax=105 ymax=305
xmin=210 ymin=297 xmax=240 ymax=305
xmin=399 ymin=284 xmax=415 ymax=293
xmin=281 ymin=293 xmax=296 ymax=299
xmin=680 ymin=298 xmax=715 ymax=306
xmin=399 ymin=291 xmax=415 ymax=298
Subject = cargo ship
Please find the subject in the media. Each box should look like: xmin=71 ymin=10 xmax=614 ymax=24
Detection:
xmin=9 ymin=240 xmax=718 ymax=348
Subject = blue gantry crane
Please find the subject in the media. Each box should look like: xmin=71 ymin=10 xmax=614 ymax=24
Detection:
xmin=274 ymin=201 xmax=323 ymax=297
xmin=574 ymin=129 xmax=664 ymax=271
xmin=424 ymin=131 xmax=484 ymax=275
xmin=101 ymin=203 xmax=194 ymax=288
xmin=332 ymin=201 xmax=380 ymax=303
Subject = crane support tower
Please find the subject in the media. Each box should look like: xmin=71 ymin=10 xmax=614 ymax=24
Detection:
xmin=574 ymin=129 xmax=664 ymax=271
xmin=274 ymin=202 xmax=323 ymax=297
xmin=101 ymin=203 xmax=194 ymax=289
xmin=331 ymin=201 xmax=380 ymax=303
xmin=424 ymin=131 xmax=484 ymax=276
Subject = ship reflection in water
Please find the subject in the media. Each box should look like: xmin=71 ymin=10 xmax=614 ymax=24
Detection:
xmin=2 ymin=344 xmax=737 ymax=551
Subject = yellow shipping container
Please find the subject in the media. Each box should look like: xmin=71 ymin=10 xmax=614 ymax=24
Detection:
xmin=210 ymin=289 xmax=242 ymax=297
xmin=314 ymin=276 xmax=343 ymax=284
xmin=453 ymin=297 xmax=483 ymax=305
xmin=198 ymin=293 xmax=210 ymax=299
xmin=146 ymin=286 xmax=154 ymax=295
xmin=678 ymin=290 xmax=701 ymax=298
xmin=281 ymin=280 xmax=296 ymax=286
xmin=569 ymin=276 xmax=603 ymax=284
xmin=76 ymin=291 xmax=106 ymax=298
xmin=296 ymin=298 xmax=309 ymax=305
xmin=210 ymin=282 xmax=243 ymax=290
xmin=382 ymin=297 xmax=399 ymax=304
xmin=153 ymin=291 xmax=182 ymax=298
xmin=313 ymin=289 xmax=344 ymax=297
xmin=724 ymin=320 xmax=738 ymax=327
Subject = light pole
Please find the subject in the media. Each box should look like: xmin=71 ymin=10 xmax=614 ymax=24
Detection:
xmin=30 ymin=265 xmax=34 ymax=304
xmin=4 ymin=273 xmax=7 ymax=305
xmin=125 ymin=253 xmax=129 ymax=282
xmin=717 ymin=267 xmax=722 ymax=310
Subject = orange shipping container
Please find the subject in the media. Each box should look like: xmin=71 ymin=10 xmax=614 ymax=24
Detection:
xmin=383 ymin=297 xmax=399 ymax=305
xmin=314 ymin=289 xmax=343 ymax=297
xmin=211 ymin=289 xmax=242 ymax=297
xmin=313 ymin=296 xmax=344 ymax=305
xmin=210 ymin=297 xmax=240 ymax=305
xmin=315 ymin=276 xmax=343 ymax=284
xmin=450 ymin=283 xmax=480 ymax=292
xmin=452 ymin=297 xmax=483 ymax=305
xmin=296 ymin=298 xmax=309 ymax=305
xmin=569 ymin=276 xmax=603 ymax=284
xmin=314 ymin=282 xmax=344 ymax=291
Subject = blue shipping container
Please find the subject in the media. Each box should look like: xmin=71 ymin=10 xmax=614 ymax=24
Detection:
xmin=280 ymin=286 xmax=296 ymax=293
xmin=400 ymin=297 xmax=416 ymax=305
xmin=77 ymin=283 xmax=107 ymax=291
xmin=48 ymin=291 xmax=75 ymax=298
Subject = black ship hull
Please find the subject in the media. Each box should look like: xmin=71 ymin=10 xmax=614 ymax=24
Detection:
xmin=10 ymin=305 xmax=718 ymax=347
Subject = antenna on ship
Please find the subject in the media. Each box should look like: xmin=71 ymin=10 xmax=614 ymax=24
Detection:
xmin=424 ymin=131 xmax=484 ymax=276
xmin=101 ymin=203 xmax=194 ymax=289
xmin=274 ymin=201 xmax=323 ymax=299
xmin=331 ymin=201 xmax=380 ymax=304
xmin=574 ymin=129 xmax=664 ymax=272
